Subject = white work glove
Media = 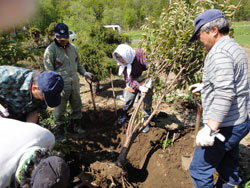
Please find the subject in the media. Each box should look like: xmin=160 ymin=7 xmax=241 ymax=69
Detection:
xmin=145 ymin=78 xmax=153 ymax=89
xmin=196 ymin=124 xmax=225 ymax=147
xmin=189 ymin=83 xmax=204 ymax=93
xmin=139 ymin=86 xmax=149 ymax=93
xmin=84 ymin=72 xmax=93 ymax=80
xmin=0 ymin=104 xmax=9 ymax=117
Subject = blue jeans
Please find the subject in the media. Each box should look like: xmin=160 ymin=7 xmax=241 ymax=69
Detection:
xmin=123 ymin=89 xmax=152 ymax=118
xmin=189 ymin=118 xmax=250 ymax=188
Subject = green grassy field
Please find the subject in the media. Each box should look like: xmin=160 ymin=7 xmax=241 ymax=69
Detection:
xmin=124 ymin=30 xmax=144 ymax=40
xmin=125 ymin=21 xmax=250 ymax=48
xmin=232 ymin=21 xmax=250 ymax=48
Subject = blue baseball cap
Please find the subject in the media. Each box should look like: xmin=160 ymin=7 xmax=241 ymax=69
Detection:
xmin=189 ymin=9 xmax=225 ymax=42
xmin=38 ymin=71 xmax=64 ymax=107
xmin=54 ymin=23 xmax=69 ymax=39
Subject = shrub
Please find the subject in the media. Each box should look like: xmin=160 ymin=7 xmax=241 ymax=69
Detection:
xmin=0 ymin=30 xmax=42 ymax=66
xmin=76 ymin=23 xmax=130 ymax=81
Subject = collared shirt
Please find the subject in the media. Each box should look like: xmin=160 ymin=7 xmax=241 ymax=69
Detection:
xmin=123 ymin=49 xmax=149 ymax=90
xmin=0 ymin=66 xmax=46 ymax=120
xmin=43 ymin=40 xmax=86 ymax=91
xmin=201 ymin=36 xmax=250 ymax=127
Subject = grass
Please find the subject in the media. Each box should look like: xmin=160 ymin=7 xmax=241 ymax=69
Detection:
xmin=124 ymin=30 xmax=144 ymax=40
xmin=123 ymin=30 xmax=144 ymax=48
xmin=124 ymin=21 xmax=250 ymax=48
xmin=232 ymin=21 xmax=250 ymax=48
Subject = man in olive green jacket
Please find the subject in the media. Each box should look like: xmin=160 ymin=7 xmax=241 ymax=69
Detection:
xmin=44 ymin=23 xmax=93 ymax=134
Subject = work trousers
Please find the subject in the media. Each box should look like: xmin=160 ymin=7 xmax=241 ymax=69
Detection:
xmin=189 ymin=118 xmax=250 ymax=188
xmin=53 ymin=84 xmax=82 ymax=126
xmin=123 ymin=89 xmax=152 ymax=118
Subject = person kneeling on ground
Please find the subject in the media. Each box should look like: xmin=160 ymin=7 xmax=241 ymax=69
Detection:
xmin=112 ymin=44 xmax=153 ymax=133
xmin=0 ymin=118 xmax=70 ymax=188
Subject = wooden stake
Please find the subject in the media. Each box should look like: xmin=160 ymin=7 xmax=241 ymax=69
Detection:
xmin=110 ymin=68 xmax=117 ymax=117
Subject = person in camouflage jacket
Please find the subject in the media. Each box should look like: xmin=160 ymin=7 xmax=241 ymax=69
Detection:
xmin=0 ymin=66 xmax=63 ymax=123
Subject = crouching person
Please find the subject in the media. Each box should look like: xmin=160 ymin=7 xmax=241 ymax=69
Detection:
xmin=0 ymin=118 xmax=70 ymax=188
xmin=0 ymin=66 xmax=64 ymax=123
xmin=112 ymin=44 xmax=153 ymax=133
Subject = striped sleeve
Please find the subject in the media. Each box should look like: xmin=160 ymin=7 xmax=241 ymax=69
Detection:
xmin=207 ymin=51 xmax=235 ymax=122
xmin=202 ymin=36 xmax=250 ymax=127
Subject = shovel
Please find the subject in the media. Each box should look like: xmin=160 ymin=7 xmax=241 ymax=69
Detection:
xmin=86 ymin=78 xmax=103 ymax=122
xmin=193 ymin=94 xmax=202 ymax=146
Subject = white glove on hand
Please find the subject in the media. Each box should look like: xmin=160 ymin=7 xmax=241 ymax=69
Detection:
xmin=139 ymin=86 xmax=149 ymax=93
xmin=0 ymin=104 xmax=9 ymax=117
xmin=189 ymin=83 xmax=204 ymax=93
xmin=145 ymin=78 xmax=153 ymax=89
xmin=196 ymin=124 xmax=225 ymax=147
xmin=84 ymin=72 xmax=93 ymax=79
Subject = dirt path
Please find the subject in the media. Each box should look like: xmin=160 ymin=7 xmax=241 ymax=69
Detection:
xmin=62 ymin=47 xmax=250 ymax=188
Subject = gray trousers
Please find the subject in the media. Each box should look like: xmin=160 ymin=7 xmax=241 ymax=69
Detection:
xmin=53 ymin=86 xmax=82 ymax=126
xmin=123 ymin=89 xmax=152 ymax=118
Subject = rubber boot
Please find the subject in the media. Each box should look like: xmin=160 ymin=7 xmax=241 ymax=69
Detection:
xmin=71 ymin=119 xmax=85 ymax=134
xmin=52 ymin=123 xmax=67 ymax=143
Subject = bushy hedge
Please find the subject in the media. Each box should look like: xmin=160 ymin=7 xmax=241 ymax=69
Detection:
xmin=0 ymin=29 xmax=42 ymax=67
xmin=76 ymin=24 xmax=130 ymax=81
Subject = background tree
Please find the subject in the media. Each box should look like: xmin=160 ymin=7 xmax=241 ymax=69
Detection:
xmin=115 ymin=0 xmax=240 ymax=167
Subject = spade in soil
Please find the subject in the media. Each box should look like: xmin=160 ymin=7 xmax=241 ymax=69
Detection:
xmin=86 ymin=78 xmax=103 ymax=124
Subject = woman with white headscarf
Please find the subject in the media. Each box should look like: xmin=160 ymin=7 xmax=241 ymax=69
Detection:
xmin=113 ymin=44 xmax=152 ymax=133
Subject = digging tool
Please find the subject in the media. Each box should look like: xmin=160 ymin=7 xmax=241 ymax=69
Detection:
xmin=110 ymin=68 xmax=117 ymax=117
xmin=193 ymin=94 xmax=202 ymax=146
xmin=192 ymin=94 xmax=225 ymax=146
xmin=86 ymin=78 xmax=103 ymax=122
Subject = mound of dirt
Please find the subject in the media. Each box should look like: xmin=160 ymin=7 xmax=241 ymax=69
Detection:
xmin=62 ymin=48 xmax=250 ymax=187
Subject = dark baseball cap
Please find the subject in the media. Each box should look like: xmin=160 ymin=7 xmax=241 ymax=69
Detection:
xmin=31 ymin=156 xmax=70 ymax=188
xmin=54 ymin=23 xmax=69 ymax=39
xmin=189 ymin=9 xmax=225 ymax=42
xmin=38 ymin=71 xmax=64 ymax=108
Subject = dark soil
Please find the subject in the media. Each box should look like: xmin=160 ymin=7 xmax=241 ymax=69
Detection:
xmin=60 ymin=70 xmax=250 ymax=188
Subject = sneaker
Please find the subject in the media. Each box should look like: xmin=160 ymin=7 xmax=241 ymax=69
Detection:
xmin=142 ymin=124 xmax=150 ymax=133
xmin=118 ymin=114 xmax=129 ymax=125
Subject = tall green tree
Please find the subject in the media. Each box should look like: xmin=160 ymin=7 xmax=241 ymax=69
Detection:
xmin=124 ymin=9 xmax=137 ymax=29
